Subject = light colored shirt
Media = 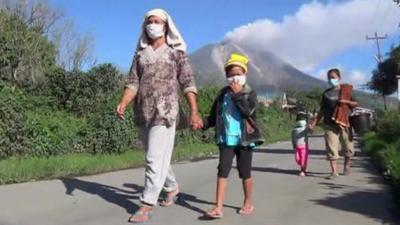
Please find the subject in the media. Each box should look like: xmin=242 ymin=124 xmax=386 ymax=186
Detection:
xmin=291 ymin=120 xmax=310 ymax=148
xmin=219 ymin=92 xmax=243 ymax=146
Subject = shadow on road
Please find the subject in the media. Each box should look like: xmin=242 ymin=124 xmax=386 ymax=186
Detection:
xmin=122 ymin=183 xmax=240 ymax=218
xmin=311 ymin=189 xmax=400 ymax=225
xmin=312 ymin=154 xmax=400 ymax=224
xmin=60 ymin=178 xmax=239 ymax=218
xmin=61 ymin=178 xmax=140 ymax=214
xmin=255 ymin=148 xmax=327 ymax=155
xmin=256 ymin=148 xmax=367 ymax=158
xmin=250 ymin=166 xmax=327 ymax=178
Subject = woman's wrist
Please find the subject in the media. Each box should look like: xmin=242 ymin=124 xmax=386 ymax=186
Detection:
xmin=190 ymin=110 xmax=200 ymax=116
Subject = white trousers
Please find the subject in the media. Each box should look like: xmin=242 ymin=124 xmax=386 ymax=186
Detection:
xmin=139 ymin=123 xmax=178 ymax=205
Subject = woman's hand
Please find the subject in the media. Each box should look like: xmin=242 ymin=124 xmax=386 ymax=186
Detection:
xmin=190 ymin=112 xmax=203 ymax=130
xmin=339 ymin=99 xmax=350 ymax=104
xmin=116 ymin=103 xmax=127 ymax=120
xmin=230 ymin=80 xmax=243 ymax=94
xmin=116 ymin=89 xmax=136 ymax=120
xmin=339 ymin=99 xmax=359 ymax=108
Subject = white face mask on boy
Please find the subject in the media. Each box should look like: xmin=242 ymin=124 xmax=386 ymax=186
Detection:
xmin=226 ymin=75 xmax=246 ymax=86
xmin=146 ymin=24 xmax=165 ymax=40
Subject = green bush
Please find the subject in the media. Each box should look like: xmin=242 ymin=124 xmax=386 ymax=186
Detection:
xmin=25 ymin=110 xmax=87 ymax=156
xmin=363 ymin=132 xmax=388 ymax=155
xmin=0 ymin=84 xmax=32 ymax=158
xmin=376 ymin=110 xmax=400 ymax=143
xmin=258 ymin=104 xmax=294 ymax=143
xmin=82 ymin=109 xmax=137 ymax=154
xmin=363 ymin=110 xmax=400 ymax=206
xmin=45 ymin=64 xmax=123 ymax=117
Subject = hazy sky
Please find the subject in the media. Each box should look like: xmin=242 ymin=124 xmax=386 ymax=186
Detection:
xmin=48 ymin=0 xmax=400 ymax=88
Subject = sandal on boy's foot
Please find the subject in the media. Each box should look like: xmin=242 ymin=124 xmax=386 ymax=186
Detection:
xmin=343 ymin=167 xmax=351 ymax=176
xmin=299 ymin=171 xmax=306 ymax=177
xmin=159 ymin=188 xmax=179 ymax=207
xmin=205 ymin=208 xmax=223 ymax=219
xmin=325 ymin=173 xmax=339 ymax=180
xmin=238 ymin=205 xmax=255 ymax=215
xmin=128 ymin=207 xmax=153 ymax=223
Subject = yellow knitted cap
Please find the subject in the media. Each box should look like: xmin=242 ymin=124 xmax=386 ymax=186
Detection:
xmin=224 ymin=53 xmax=249 ymax=73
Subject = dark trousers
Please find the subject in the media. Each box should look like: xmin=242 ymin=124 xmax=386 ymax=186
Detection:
xmin=217 ymin=145 xmax=253 ymax=179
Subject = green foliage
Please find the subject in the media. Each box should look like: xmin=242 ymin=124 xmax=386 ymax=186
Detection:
xmin=26 ymin=110 xmax=86 ymax=155
xmin=258 ymin=104 xmax=294 ymax=143
xmin=286 ymin=88 xmax=322 ymax=113
xmin=363 ymin=110 xmax=400 ymax=205
xmin=45 ymin=64 xmax=123 ymax=116
xmin=363 ymin=132 xmax=387 ymax=155
xmin=0 ymin=77 xmax=135 ymax=158
xmin=0 ymin=83 xmax=32 ymax=158
xmin=176 ymin=86 xmax=220 ymax=144
xmin=368 ymin=44 xmax=400 ymax=96
xmin=82 ymin=108 xmax=137 ymax=154
xmin=375 ymin=110 xmax=400 ymax=143
xmin=0 ymin=11 xmax=56 ymax=89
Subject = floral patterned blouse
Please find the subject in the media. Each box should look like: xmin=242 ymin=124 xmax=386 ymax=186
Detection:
xmin=125 ymin=44 xmax=197 ymax=127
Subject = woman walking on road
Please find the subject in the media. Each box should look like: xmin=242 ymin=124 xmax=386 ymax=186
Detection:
xmin=310 ymin=68 xmax=358 ymax=180
xmin=116 ymin=8 xmax=203 ymax=223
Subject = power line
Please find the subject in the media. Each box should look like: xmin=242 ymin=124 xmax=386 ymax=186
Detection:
xmin=366 ymin=32 xmax=388 ymax=63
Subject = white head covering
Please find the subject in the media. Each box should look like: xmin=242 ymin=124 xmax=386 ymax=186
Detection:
xmin=137 ymin=8 xmax=187 ymax=52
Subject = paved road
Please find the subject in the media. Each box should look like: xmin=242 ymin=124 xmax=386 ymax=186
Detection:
xmin=0 ymin=135 xmax=398 ymax=225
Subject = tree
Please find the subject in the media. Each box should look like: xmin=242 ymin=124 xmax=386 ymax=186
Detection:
xmin=285 ymin=87 xmax=322 ymax=114
xmin=46 ymin=64 xmax=122 ymax=116
xmin=0 ymin=11 xmax=56 ymax=88
xmin=0 ymin=0 xmax=95 ymax=72
xmin=52 ymin=21 xmax=95 ymax=71
xmin=368 ymin=45 xmax=400 ymax=109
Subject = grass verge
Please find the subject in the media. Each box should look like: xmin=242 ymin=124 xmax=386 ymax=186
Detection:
xmin=0 ymin=143 xmax=217 ymax=185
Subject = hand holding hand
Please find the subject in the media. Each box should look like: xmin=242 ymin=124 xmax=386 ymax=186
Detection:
xmin=190 ymin=112 xmax=203 ymax=131
xmin=309 ymin=120 xmax=316 ymax=130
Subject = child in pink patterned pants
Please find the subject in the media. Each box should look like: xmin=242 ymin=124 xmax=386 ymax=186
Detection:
xmin=292 ymin=113 xmax=311 ymax=176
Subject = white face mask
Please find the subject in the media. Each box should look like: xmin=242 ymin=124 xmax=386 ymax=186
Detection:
xmin=226 ymin=75 xmax=246 ymax=86
xmin=146 ymin=24 xmax=165 ymax=40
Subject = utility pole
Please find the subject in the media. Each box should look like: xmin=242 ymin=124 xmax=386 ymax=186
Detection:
xmin=366 ymin=32 xmax=388 ymax=109
xmin=366 ymin=32 xmax=388 ymax=63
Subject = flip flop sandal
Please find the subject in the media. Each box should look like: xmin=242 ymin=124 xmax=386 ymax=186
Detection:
xmin=205 ymin=209 xmax=223 ymax=219
xmin=128 ymin=208 xmax=154 ymax=223
xmin=159 ymin=190 xmax=179 ymax=207
xmin=325 ymin=173 xmax=339 ymax=180
xmin=239 ymin=205 xmax=255 ymax=215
